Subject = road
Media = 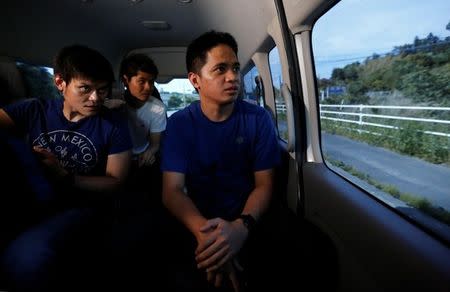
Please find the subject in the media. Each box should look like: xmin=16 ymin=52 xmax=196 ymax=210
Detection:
xmin=322 ymin=133 xmax=450 ymax=211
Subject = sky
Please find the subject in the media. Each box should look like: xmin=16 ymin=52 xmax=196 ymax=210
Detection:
xmin=156 ymin=0 xmax=450 ymax=92
xmin=312 ymin=0 xmax=450 ymax=78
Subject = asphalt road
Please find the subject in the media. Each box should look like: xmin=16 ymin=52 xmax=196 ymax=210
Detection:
xmin=322 ymin=133 xmax=450 ymax=211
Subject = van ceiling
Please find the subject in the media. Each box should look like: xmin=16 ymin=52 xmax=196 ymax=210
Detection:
xmin=1 ymin=1 xmax=274 ymax=67
xmin=0 ymin=0 xmax=323 ymax=79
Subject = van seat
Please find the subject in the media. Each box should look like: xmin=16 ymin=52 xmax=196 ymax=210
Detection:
xmin=0 ymin=56 xmax=26 ymax=105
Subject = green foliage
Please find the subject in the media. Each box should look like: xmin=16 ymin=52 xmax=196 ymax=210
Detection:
xmin=17 ymin=63 xmax=60 ymax=100
xmin=432 ymin=64 xmax=450 ymax=106
xmin=321 ymin=119 xmax=449 ymax=165
xmin=347 ymin=80 xmax=366 ymax=96
xmin=331 ymin=68 xmax=345 ymax=81
xmin=317 ymin=78 xmax=332 ymax=89
xmin=320 ymin=25 xmax=450 ymax=226
xmin=331 ymin=62 xmax=361 ymax=84
xmin=399 ymin=69 xmax=448 ymax=103
xmin=185 ymin=96 xmax=199 ymax=104
xmin=168 ymin=95 xmax=183 ymax=108
xmin=322 ymin=31 xmax=450 ymax=105
xmin=432 ymin=52 xmax=450 ymax=66
xmin=395 ymin=121 xmax=425 ymax=156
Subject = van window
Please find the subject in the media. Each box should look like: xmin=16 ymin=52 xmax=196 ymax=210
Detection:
xmin=16 ymin=62 xmax=60 ymax=100
xmin=269 ymin=47 xmax=287 ymax=141
xmin=156 ymin=78 xmax=199 ymax=117
xmin=313 ymin=0 xmax=450 ymax=237
xmin=243 ymin=64 xmax=265 ymax=107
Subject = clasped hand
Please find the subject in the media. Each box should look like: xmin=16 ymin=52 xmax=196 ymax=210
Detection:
xmin=195 ymin=218 xmax=248 ymax=290
xmin=138 ymin=148 xmax=156 ymax=167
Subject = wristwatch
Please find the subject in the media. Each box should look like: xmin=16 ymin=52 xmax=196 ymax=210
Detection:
xmin=239 ymin=214 xmax=256 ymax=233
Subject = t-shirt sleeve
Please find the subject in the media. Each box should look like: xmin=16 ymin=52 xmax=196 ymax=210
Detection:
xmin=160 ymin=114 xmax=188 ymax=173
xmin=253 ymin=109 xmax=281 ymax=171
xmin=149 ymin=100 xmax=167 ymax=133
xmin=109 ymin=112 xmax=133 ymax=154
xmin=2 ymin=98 xmax=40 ymax=133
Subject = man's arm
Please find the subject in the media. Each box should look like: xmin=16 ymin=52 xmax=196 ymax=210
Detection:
xmin=35 ymin=147 xmax=132 ymax=193
xmin=148 ymin=132 xmax=161 ymax=155
xmin=74 ymin=150 xmax=132 ymax=192
xmin=162 ymin=171 xmax=208 ymax=237
xmin=240 ymin=168 xmax=274 ymax=221
xmin=139 ymin=132 xmax=161 ymax=166
xmin=0 ymin=108 xmax=15 ymax=130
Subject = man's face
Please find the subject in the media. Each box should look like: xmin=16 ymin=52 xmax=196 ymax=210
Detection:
xmin=190 ymin=44 xmax=241 ymax=105
xmin=124 ymin=70 xmax=155 ymax=102
xmin=56 ymin=76 xmax=109 ymax=119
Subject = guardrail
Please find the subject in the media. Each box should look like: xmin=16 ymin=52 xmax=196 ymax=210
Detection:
xmin=319 ymin=104 xmax=450 ymax=137
xmin=276 ymin=103 xmax=286 ymax=113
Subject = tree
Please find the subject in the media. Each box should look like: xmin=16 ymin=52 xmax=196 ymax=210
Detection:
xmin=168 ymin=95 xmax=183 ymax=108
xmin=331 ymin=68 xmax=345 ymax=82
xmin=184 ymin=96 xmax=199 ymax=105
xmin=17 ymin=63 xmax=60 ymax=100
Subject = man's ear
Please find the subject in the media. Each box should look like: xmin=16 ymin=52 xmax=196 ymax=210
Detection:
xmin=188 ymin=72 xmax=200 ymax=91
xmin=54 ymin=74 xmax=66 ymax=92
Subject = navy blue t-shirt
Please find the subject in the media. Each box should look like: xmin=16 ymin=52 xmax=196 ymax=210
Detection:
xmin=161 ymin=99 xmax=280 ymax=220
xmin=4 ymin=98 xmax=132 ymax=176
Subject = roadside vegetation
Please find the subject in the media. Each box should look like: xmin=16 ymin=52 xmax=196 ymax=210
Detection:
xmin=319 ymin=25 xmax=450 ymax=165
xmin=320 ymin=25 xmax=450 ymax=225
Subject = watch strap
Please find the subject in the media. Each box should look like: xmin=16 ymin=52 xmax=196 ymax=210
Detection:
xmin=239 ymin=214 xmax=256 ymax=233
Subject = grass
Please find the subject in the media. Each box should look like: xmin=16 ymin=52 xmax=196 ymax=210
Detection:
xmin=325 ymin=156 xmax=450 ymax=225
xmin=321 ymin=119 xmax=449 ymax=165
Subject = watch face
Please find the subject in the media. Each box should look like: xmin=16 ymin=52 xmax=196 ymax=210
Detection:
xmin=242 ymin=217 xmax=250 ymax=228
xmin=240 ymin=214 xmax=256 ymax=231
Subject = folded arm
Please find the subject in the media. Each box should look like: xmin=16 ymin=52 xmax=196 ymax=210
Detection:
xmin=74 ymin=150 xmax=131 ymax=192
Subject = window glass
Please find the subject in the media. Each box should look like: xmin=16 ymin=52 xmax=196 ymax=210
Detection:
xmin=269 ymin=47 xmax=287 ymax=141
xmin=155 ymin=78 xmax=199 ymax=117
xmin=16 ymin=62 xmax=60 ymax=100
xmin=243 ymin=64 xmax=265 ymax=107
xmin=313 ymin=0 xmax=450 ymax=236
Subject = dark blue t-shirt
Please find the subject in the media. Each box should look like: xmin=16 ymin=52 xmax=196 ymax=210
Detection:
xmin=4 ymin=98 xmax=132 ymax=176
xmin=161 ymin=99 xmax=280 ymax=219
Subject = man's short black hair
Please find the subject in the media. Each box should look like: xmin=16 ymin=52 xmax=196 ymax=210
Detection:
xmin=119 ymin=53 xmax=159 ymax=83
xmin=186 ymin=30 xmax=238 ymax=74
xmin=53 ymin=44 xmax=115 ymax=85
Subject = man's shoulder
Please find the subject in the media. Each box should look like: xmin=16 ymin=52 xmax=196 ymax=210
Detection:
xmin=145 ymin=97 xmax=167 ymax=115
xmin=6 ymin=97 xmax=45 ymax=107
xmin=4 ymin=97 xmax=57 ymax=113
xmin=169 ymin=102 xmax=198 ymax=122
xmin=237 ymin=99 xmax=268 ymax=117
xmin=149 ymin=96 xmax=166 ymax=107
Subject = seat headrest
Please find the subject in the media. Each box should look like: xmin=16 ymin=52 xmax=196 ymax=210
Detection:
xmin=110 ymin=87 xmax=124 ymax=100
xmin=0 ymin=56 xmax=27 ymax=104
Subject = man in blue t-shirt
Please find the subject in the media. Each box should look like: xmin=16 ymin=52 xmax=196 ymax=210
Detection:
xmin=161 ymin=30 xmax=280 ymax=291
xmin=0 ymin=45 xmax=132 ymax=291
